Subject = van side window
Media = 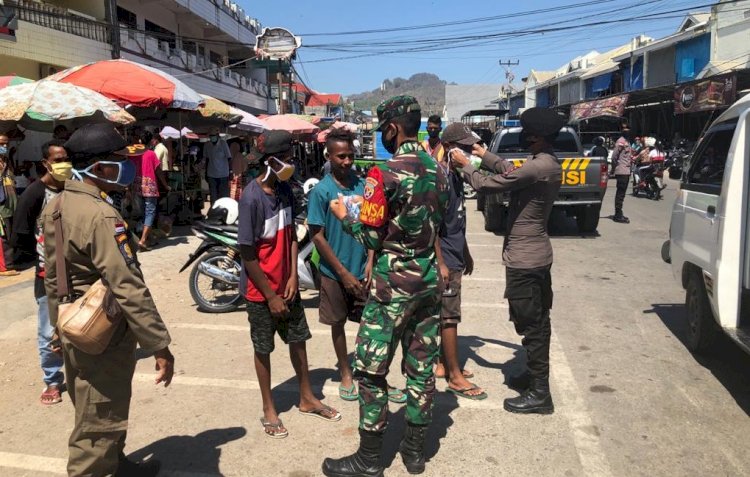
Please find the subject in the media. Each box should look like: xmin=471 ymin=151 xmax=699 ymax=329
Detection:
xmin=687 ymin=126 xmax=736 ymax=189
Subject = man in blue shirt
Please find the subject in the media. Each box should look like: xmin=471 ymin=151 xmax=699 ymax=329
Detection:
xmin=308 ymin=129 xmax=374 ymax=401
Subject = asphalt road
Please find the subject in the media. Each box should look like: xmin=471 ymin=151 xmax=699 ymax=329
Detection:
xmin=1 ymin=177 xmax=749 ymax=477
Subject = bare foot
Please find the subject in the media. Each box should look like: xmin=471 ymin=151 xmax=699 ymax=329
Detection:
xmin=448 ymin=376 xmax=485 ymax=398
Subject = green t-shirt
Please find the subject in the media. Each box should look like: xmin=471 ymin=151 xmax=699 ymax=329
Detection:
xmin=307 ymin=172 xmax=367 ymax=281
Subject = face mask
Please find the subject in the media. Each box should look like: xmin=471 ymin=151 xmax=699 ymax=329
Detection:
xmin=381 ymin=127 xmax=397 ymax=154
xmin=210 ymin=135 xmax=219 ymax=144
xmin=448 ymin=148 xmax=482 ymax=169
xmin=262 ymin=157 xmax=295 ymax=182
xmin=79 ymin=160 xmax=136 ymax=187
xmin=0 ymin=146 xmax=6 ymax=155
xmin=47 ymin=161 xmax=73 ymax=182
xmin=427 ymin=129 xmax=440 ymax=139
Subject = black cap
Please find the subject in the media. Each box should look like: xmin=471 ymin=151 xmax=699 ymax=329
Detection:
xmin=64 ymin=123 xmax=143 ymax=158
xmin=520 ymin=108 xmax=566 ymax=138
xmin=441 ymin=123 xmax=480 ymax=146
xmin=248 ymin=130 xmax=293 ymax=162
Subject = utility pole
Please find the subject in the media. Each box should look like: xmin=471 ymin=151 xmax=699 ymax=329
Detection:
xmin=499 ymin=59 xmax=519 ymax=123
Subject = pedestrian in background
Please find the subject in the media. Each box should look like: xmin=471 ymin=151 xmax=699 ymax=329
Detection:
xmin=43 ymin=124 xmax=174 ymax=477
xmin=204 ymin=127 xmax=231 ymax=204
xmin=229 ymin=140 xmax=247 ymax=201
xmin=323 ymin=96 xmax=447 ymax=476
xmin=421 ymin=114 xmax=445 ymax=161
xmin=435 ymin=123 xmax=486 ymax=401
xmin=0 ymin=135 xmax=19 ymax=277
xmin=133 ymin=131 xmax=170 ymax=251
xmin=11 ymin=139 xmax=71 ymax=404
xmin=452 ymin=107 xmax=564 ymax=415
xmin=239 ymin=130 xmax=341 ymax=440
xmin=611 ymin=126 xmax=634 ymax=223
xmin=151 ymin=132 xmax=170 ymax=172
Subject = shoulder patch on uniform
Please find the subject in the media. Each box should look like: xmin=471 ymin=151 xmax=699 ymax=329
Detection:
xmin=115 ymin=232 xmax=135 ymax=266
xmin=114 ymin=221 xmax=127 ymax=234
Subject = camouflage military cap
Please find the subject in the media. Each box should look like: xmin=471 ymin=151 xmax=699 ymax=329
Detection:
xmin=373 ymin=95 xmax=421 ymax=131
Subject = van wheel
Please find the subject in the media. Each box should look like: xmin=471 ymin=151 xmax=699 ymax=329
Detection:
xmin=685 ymin=272 xmax=718 ymax=353
xmin=576 ymin=205 xmax=601 ymax=234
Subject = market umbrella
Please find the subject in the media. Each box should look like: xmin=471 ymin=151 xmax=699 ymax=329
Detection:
xmin=260 ymin=114 xmax=320 ymax=135
xmin=159 ymin=126 xmax=198 ymax=140
xmin=0 ymin=75 xmax=32 ymax=89
xmin=47 ymin=59 xmax=204 ymax=110
xmin=228 ymin=106 xmax=265 ymax=133
xmin=198 ymin=94 xmax=239 ymax=122
xmin=0 ymin=80 xmax=134 ymax=132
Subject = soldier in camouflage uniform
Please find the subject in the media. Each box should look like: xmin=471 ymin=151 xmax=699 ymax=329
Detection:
xmin=322 ymin=96 xmax=447 ymax=477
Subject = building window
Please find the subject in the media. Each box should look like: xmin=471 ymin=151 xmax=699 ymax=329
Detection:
xmin=209 ymin=51 xmax=224 ymax=66
xmin=116 ymin=6 xmax=136 ymax=28
xmin=145 ymin=19 xmax=176 ymax=52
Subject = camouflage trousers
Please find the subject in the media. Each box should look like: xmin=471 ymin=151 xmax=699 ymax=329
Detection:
xmin=353 ymin=293 xmax=441 ymax=432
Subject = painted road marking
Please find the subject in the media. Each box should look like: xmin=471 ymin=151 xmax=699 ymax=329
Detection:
xmin=131 ymin=374 xmax=503 ymax=411
xmin=0 ymin=451 xmax=218 ymax=476
xmin=549 ymin=332 xmax=613 ymax=477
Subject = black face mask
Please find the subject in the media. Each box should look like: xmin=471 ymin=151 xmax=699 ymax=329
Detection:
xmin=382 ymin=126 xmax=397 ymax=154
xmin=427 ymin=129 xmax=440 ymax=139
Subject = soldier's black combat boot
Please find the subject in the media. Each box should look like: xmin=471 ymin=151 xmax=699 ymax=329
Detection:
xmin=114 ymin=456 xmax=161 ymax=477
xmin=505 ymin=371 xmax=531 ymax=391
xmin=503 ymin=377 xmax=554 ymax=414
xmin=322 ymin=429 xmax=384 ymax=477
xmin=399 ymin=423 xmax=427 ymax=474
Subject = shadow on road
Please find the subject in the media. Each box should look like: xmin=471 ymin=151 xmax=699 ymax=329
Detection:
xmin=380 ymin=391 xmax=458 ymax=471
xmin=127 ymin=426 xmax=246 ymax=476
xmin=272 ymin=367 xmax=340 ymax=414
xmin=460 ymin=335 xmax=525 ymax=385
xmin=647 ymin=303 xmax=750 ymax=416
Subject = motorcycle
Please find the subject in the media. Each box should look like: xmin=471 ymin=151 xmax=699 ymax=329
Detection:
xmin=665 ymin=140 xmax=692 ymax=179
xmin=180 ymin=194 xmax=320 ymax=313
xmin=632 ymin=160 xmax=664 ymax=200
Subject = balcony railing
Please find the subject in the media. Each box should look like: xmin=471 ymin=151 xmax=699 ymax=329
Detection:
xmin=11 ymin=0 xmax=110 ymax=43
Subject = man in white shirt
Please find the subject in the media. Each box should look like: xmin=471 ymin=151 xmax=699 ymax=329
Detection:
xmin=153 ymin=134 xmax=170 ymax=172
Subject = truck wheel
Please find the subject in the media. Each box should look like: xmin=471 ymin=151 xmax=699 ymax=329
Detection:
xmin=576 ymin=205 xmax=601 ymax=234
xmin=484 ymin=204 xmax=506 ymax=232
xmin=685 ymin=272 xmax=718 ymax=353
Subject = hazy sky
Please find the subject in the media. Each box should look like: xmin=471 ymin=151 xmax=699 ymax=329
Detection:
xmin=243 ymin=0 xmax=708 ymax=95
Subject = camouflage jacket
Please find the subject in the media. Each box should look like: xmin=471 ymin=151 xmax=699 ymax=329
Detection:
xmin=344 ymin=141 xmax=448 ymax=303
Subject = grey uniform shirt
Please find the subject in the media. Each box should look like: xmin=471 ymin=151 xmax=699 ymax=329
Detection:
xmin=461 ymin=149 xmax=562 ymax=270
xmin=612 ymin=137 xmax=633 ymax=176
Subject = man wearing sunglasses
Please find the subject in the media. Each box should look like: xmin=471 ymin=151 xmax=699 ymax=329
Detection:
xmin=42 ymin=123 xmax=174 ymax=477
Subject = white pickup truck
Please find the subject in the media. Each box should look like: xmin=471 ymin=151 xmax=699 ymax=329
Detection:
xmin=663 ymin=93 xmax=750 ymax=354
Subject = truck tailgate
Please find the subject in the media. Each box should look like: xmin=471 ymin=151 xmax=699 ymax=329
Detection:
xmin=503 ymin=156 xmax=607 ymax=204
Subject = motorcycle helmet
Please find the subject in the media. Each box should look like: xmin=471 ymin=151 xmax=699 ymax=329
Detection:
xmin=594 ymin=136 xmax=605 ymax=146
xmin=207 ymin=197 xmax=239 ymax=225
xmin=644 ymin=137 xmax=656 ymax=148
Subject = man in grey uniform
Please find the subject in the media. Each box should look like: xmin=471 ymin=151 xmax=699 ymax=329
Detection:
xmin=450 ymin=107 xmax=564 ymax=415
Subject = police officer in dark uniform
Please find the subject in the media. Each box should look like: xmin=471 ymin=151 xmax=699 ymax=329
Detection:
xmin=450 ymin=107 xmax=564 ymax=414
xmin=43 ymin=124 xmax=174 ymax=476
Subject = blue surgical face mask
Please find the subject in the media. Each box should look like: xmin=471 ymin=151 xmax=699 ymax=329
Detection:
xmin=79 ymin=160 xmax=136 ymax=187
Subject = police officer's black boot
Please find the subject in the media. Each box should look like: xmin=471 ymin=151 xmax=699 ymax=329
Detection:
xmin=505 ymin=371 xmax=531 ymax=391
xmin=115 ymin=456 xmax=161 ymax=477
xmin=503 ymin=377 xmax=554 ymax=414
xmin=399 ymin=423 xmax=427 ymax=474
xmin=321 ymin=429 xmax=384 ymax=477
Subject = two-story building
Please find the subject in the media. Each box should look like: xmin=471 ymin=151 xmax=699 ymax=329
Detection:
xmin=0 ymin=0 xmax=275 ymax=115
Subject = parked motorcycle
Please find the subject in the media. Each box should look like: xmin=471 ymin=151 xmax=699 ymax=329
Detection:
xmin=665 ymin=140 xmax=692 ymax=180
xmin=180 ymin=195 xmax=319 ymax=313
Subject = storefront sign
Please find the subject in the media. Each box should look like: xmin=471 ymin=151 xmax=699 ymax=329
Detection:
xmin=674 ymin=74 xmax=737 ymax=114
xmin=254 ymin=27 xmax=301 ymax=61
xmin=570 ymin=94 xmax=629 ymax=122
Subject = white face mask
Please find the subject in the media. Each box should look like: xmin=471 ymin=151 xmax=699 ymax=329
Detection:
xmin=448 ymin=148 xmax=482 ymax=169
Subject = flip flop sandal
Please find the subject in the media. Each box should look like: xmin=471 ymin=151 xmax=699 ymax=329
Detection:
xmin=339 ymin=383 xmax=358 ymax=401
xmin=447 ymin=385 xmax=488 ymax=401
xmin=461 ymin=369 xmax=475 ymax=379
xmin=40 ymin=386 xmax=62 ymax=405
xmin=260 ymin=418 xmax=288 ymax=439
xmin=299 ymin=405 xmax=342 ymax=422
xmin=387 ymin=387 xmax=407 ymax=404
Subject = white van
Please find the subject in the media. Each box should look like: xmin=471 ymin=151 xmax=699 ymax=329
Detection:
xmin=663 ymin=93 xmax=750 ymax=353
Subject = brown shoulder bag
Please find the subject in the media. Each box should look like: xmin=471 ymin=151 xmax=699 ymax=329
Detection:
xmin=53 ymin=195 xmax=122 ymax=355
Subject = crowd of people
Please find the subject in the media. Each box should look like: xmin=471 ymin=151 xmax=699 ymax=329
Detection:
xmin=3 ymin=94 xmax=571 ymax=476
